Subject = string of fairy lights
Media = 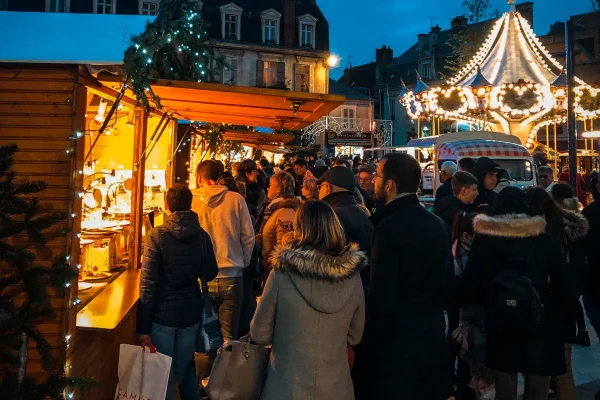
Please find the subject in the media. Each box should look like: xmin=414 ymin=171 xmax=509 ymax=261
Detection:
xmin=65 ymin=129 xmax=84 ymax=399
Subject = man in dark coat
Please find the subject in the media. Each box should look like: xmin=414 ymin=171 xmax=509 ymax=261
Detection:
xmin=468 ymin=156 xmax=503 ymax=212
xmin=434 ymin=160 xmax=457 ymax=208
xmin=317 ymin=167 xmax=374 ymax=289
xmin=434 ymin=171 xmax=479 ymax=230
xmin=361 ymin=153 xmax=453 ymax=400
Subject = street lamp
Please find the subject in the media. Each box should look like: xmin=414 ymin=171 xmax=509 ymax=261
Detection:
xmin=326 ymin=55 xmax=340 ymax=68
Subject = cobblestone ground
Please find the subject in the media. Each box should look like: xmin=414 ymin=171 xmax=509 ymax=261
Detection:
xmin=517 ymin=305 xmax=600 ymax=400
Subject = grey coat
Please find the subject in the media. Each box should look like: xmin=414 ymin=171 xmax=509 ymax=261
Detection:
xmin=251 ymin=243 xmax=366 ymax=400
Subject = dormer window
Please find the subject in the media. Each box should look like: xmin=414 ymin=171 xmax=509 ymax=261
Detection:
xmin=94 ymin=0 xmax=116 ymax=14
xmin=297 ymin=14 xmax=317 ymax=48
xmin=260 ymin=9 xmax=281 ymax=45
xmin=220 ymin=3 xmax=243 ymax=41
xmin=139 ymin=0 xmax=159 ymax=15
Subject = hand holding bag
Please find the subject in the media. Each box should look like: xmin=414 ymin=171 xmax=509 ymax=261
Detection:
xmin=198 ymin=234 xmax=223 ymax=354
xmin=114 ymin=344 xmax=172 ymax=400
xmin=205 ymin=334 xmax=270 ymax=400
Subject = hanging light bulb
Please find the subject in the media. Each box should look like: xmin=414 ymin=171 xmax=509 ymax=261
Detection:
xmin=95 ymin=99 xmax=107 ymax=122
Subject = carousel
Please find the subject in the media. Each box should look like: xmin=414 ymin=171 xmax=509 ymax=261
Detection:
xmin=399 ymin=1 xmax=600 ymax=159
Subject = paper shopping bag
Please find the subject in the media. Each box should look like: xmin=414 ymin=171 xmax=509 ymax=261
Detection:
xmin=114 ymin=344 xmax=172 ymax=400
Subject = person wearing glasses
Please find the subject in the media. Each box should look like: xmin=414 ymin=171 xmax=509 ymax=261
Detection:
xmin=538 ymin=165 xmax=555 ymax=192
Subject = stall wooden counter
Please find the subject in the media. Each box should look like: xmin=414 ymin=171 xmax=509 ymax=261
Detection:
xmin=76 ymin=268 xmax=141 ymax=331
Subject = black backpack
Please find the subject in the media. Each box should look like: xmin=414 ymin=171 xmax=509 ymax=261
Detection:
xmin=486 ymin=240 xmax=544 ymax=336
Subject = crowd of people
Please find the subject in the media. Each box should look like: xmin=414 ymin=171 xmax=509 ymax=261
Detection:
xmin=135 ymin=151 xmax=600 ymax=400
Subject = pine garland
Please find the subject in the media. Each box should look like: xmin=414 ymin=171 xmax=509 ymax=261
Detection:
xmin=0 ymin=144 xmax=91 ymax=399
xmin=123 ymin=0 xmax=218 ymax=111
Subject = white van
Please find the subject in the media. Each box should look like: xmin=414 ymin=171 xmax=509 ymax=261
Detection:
xmin=405 ymin=132 xmax=537 ymax=195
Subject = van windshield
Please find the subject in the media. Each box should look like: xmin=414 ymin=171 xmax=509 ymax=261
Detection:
xmin=438 ymin=158 xmax=533 ymax=181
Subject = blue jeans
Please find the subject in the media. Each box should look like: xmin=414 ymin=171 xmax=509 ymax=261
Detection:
xmin=151 ymin=322 xmax=200 ymax=400
xmin=209 ymin=276 xmax=243 ymax=340
xmin=583 ymin=295 xmax=600 ymax=341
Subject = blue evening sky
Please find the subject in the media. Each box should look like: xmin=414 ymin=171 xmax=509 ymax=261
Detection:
xmin=320 ymin=0 xmax=594 ymax=79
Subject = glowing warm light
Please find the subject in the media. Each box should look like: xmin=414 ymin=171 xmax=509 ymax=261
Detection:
xmin=582 ymin=131 xmax=600 ymax=138
xmin=327 ymin=55 xmax=340 ymax=68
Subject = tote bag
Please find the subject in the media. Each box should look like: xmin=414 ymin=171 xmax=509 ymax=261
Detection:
xmin=205 ymin=335 xmax=270 ymax=400
xmin=114 ymin=344 xmax=172 ymax=400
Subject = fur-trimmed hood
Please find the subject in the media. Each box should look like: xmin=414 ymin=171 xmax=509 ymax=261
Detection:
xmin=473 ymin=214 xmax=546 ymax=238
xmin=562 ymin=210 xmax=589 ymax=241
xmin=270 ymin=243 xmax=366 ymax=313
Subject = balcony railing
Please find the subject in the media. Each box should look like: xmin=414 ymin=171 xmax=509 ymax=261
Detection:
xmin=302 ymin=116 xmax=393 ymax=147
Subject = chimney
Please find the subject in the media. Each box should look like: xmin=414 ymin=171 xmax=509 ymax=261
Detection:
xmin=282 ymin=0 xmax=296 ymax=47
xmin=429 ymin=25 xmax=441 ymax=54
xmin=417 ymin=34 xmax=427 ymax=56
xmin=450 ymin=15 xmax=468 ymax=30
xmin=515 ymin=2 xmax=534 ymax=29
xmin=376 ymin=45 xmax=394 ymax=67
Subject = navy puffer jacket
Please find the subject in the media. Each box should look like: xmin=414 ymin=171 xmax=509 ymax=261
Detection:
xmin=136 ymin=210 xmax=218 ymax=334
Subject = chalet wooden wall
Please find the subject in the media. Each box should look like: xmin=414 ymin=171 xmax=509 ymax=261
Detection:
xmin=0 ymin=64 xmax=84 ymax=383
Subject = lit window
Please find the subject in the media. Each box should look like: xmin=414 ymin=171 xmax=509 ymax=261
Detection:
xmin=301 ymin=24 xmax=313 ymax=47
xmin=141 ymin=1 xmax=158 ymax=15
xmin=343 ymin=108 xmax=356 ymax=128
xmin=95 ymin=0 xmax=114 ymax=14
xmin=295 ymin=64 xmax=310 ymax=92
xmin=264 ymin=20 xmax=276 ymax=43
xmin=225 ymin=14 xmax=238 ymax=39
xmin=264 ymin=62 xmax=278 ymax=87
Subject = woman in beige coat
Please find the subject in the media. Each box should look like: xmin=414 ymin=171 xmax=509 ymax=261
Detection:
xmin=260 ymin=172 xmax=301 ymax=274
xmin=251 ymin=200 xmax=366 ymax=400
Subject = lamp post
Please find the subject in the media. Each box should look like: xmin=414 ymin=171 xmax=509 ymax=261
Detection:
xmin=469 ymin=66 xmax=492 ymax=113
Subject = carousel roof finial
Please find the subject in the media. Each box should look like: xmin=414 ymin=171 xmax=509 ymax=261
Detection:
xmin=413 ymin=70 xmax=430 ymax=96
xmin=550 ymin=69 xmax=568 ymax=88
xmin=508 ymin=0 xmax=517 ymax=11
xmin=469 ymin=66 xmax=492 ymax=89
xmin=399 ymin=78 xmax=408 ymax=97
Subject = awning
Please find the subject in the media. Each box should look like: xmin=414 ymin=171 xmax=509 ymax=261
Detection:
xmin=99 ymin=77 xmax=345 ymax=131
xmin=221 ymin=130 xmax=294 ymax=145
xmin=406 ymin=135 xmax=440 ymax=148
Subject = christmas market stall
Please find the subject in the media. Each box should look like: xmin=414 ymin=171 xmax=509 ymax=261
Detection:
xmin=0 ymin=6 xmax=344 ymax=399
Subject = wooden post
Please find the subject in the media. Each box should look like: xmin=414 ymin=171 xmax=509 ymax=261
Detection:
xmin=129 ymin=108 xmax=148 ymax=269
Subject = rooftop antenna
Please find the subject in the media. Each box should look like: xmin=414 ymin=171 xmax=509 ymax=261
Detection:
xmin=347 ymin=55 xmax=353 ymax=69
xmin=429 ymin=17 xmax=433 ymax=28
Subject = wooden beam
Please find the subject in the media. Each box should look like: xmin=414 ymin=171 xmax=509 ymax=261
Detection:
xmin=129 ymin=108 xmax=148 ymax=270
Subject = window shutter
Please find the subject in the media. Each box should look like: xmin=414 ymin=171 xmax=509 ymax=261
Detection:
xmin=213 ymin=60 xmax=223 ymax=84
xmin=256 ymin=60 xmax=265 ymax=86
xmin=294 ymin=64 xmax=302 ymax=91
xmin=276 ymin=62 xmax=286 ymax=88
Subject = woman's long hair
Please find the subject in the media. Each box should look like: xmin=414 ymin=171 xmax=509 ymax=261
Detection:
xmin=292 ymin=200 xmax=346 ymax=254
xmin=525 ymin=187 xmax=564 ymax=245
xmin=490 ymin=186 xmax=532 ymax=216
xmin=452 ymin=212 xmax=477 ymax=243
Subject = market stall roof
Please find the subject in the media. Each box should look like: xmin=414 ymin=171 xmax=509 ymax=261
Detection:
xmin=100 ymin=78 xmax=345 ymax=130
xmin=221 ymin=131 xmax=294 ymax=145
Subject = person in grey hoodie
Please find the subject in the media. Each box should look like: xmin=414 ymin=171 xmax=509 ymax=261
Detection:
xmin=191 ymin=160 xmax=254 ymax=341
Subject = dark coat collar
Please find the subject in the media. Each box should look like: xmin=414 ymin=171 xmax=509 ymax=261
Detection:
xmin=323 ymin=191 xmax=357 ymax=208
xmin=370 ymin=193 xmax=420 ymax=228
xmin=270 ymin=243 xmax=366 ymax=282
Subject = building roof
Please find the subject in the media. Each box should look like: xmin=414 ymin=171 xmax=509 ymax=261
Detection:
xmin=328 ymin=79 xmax=372 ymax=101
xmin=202 ymin=0 xmax=329 ymax=51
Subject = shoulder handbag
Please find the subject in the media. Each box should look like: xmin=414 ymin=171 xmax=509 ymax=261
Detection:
xmin=198 ymin=231 xmax=223 ymax=354
xmin=205 ymin=334 xmax=270 ymax=400
xmin=246 ymin=204 xmax=269 ymax=283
